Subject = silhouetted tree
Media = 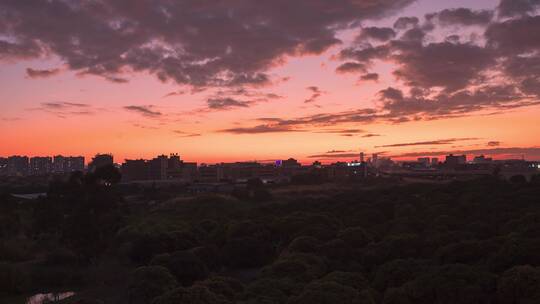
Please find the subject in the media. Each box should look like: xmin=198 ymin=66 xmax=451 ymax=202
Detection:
xmin=195 ymin=276 xmax=244 ymax=302
xmin=128 ymin=266 xmax=178 ymax=304
xmin=509 ymin=174 xmax=527 ymax=185
xmin=288 ymin=281 xmax=376 ymax=304
xmin=152 ymin=286 xmax=229 ymax=304
xmin=157 ymin=250 xmax=209 ymax=286
xmin=247 ymin=178 xmax=264 ymax=189
xmin=497 ymin=265 xmax=540 ymax=304
xmin=222 ymin=237 xmax=275 ymax=268
xmin=90 ymin=164 xmax=122 ymax=185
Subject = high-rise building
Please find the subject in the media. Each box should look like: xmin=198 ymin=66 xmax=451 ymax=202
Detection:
xmin=445 ymin=154 xmax=466 ymax=169
xmin=29 ymin=156 xmax=52 ymax=176
xmin=88 ymin=154 xmax=113 ymax=172
xmin=53 ymin=155 xmax=66 ymax=173
xmin=282 ymin=158 xmax=301 ymax=168
xmin=148 ymin=155 xmax=168 ymax=180
xmin=198 ymin=164 xmax=224 ymax=182
xmin=360 ymin=152 xmax=365 ymax=163
xmin=67 ymin=156 xmax=85 ymax=172
xmin=472 ymin=155 xmax=493 ymax=164
xmin=7 ymin=156 xmax=29 ymax=176
xmin=431 ymin=158 xmax=439 ymax=166
xmin=53 ymin=155 xmax=85 ymax=174
xmin=418 ymin=157 xmax=430 ymax=167
xmin=121 ymin=159 xmax=148 ymax=181
xmin=0 ymin=157 xmax=7 ymax=176
xmin=372 ymin=153 xmax=379 ymax=167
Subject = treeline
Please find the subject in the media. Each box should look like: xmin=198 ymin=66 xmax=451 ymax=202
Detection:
xmin=1 ymin=170 xmax=540 ymax=303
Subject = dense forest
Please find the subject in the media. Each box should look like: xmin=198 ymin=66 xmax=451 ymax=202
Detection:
xmin=1 ymin=168 xmax=540 ymax=303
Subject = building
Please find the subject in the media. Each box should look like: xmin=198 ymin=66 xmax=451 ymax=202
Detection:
xmin=29 ymin=156 xmax=52 ymax=176
xmin=372 ymin=153 xmax=379 ymax=167
xmin=198 ymin=164 xmax=224 ymax=182
xmin=121 ymin=159 xmax=148 ymax=181
xmin=418 ymin=157 xmax=431 ymax=167
xmin=360 ymin=152 xmax=365 ymax=163
xmin=167 ymin=154 xmax=182 ymax=177
xmin=282 ymin=158 xmax=301 ymax=168
xmin=52 ymin=155 xmax=85 ymax=174
xmin=148 ymin=155 xmax=169 ymax=180
xmin=431 ymin=158 xmax=439 ymax=167
xmin=7 ymin=156 xmax=29 ymax=176
xmin=88 ymin=154 xmax=113 ymax=172
xmin=445 ymin=154 xmax=466 ymax=169
xmin=0 ymin=157 xmax=7 ymax=176
xmin=181 ymin=162 xmax=198 ymax=181
xmin=121 ymin=154 xmax=198 ymax=182
xmin=473 ymin=155 xmax=493 ymax=164
xmin=67 ymin=156 xmax=85 ymax=172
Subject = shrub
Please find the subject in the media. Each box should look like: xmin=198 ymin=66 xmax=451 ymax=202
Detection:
xmin=222 ymin=237 xmax=275 ymax=268
xmin=0 ymin=263 xmax=26 ymax=294
xmin=128 ymin=266 xmax=178 ymax=304
xmin=195 ymin=276 xmax=243 ymax=301
xmin=288 ymin=281 xmax=375 ymax=304
xmin=151 ymin=286 xmax=229 ymax=304
xmin=497 ymin=265 xmax=540 ymax=304
xmin=160 ymin=251 xmax=209 ymax=286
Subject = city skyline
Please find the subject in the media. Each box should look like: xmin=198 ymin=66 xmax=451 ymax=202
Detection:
xmin=2 ymin=0 xmax=540 ymax=163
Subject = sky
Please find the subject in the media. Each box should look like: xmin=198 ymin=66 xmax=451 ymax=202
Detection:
xmin=1 ymin=0 xmax=540 ymax=164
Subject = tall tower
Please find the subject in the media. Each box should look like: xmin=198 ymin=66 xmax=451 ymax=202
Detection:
xmin=360 ymin=152 xmax=365 ymax=163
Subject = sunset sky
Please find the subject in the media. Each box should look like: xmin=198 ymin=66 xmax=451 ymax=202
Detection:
xmin=1 ymin=0 xmax=540 ymax=164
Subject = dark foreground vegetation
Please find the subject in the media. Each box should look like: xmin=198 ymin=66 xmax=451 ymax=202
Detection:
xmin=1 ymin=167 xmax=540 ymax=303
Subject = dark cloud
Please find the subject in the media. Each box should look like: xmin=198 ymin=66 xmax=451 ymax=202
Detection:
xmin=360 ymin=73 xmax=379 ymax=81
xmin=132 ymin=123 xmax=159 ymax=130
xmin=218 ymin=124 xmax=302 ymax=134
xmin=41 ymin=102 xmax=90 ymax=109
xmin=339 ymin=44 xmax=391 ymax=65
xmin=376 ymin=137 xmax=480 ymax=148
xmin=393 ymin=16 xmax=419 ymax=29
xmin=0 ymin=0 xmax=415 ymax=87
xmin=207 ymin=97 xmax=252 ymax=110
xmin=394 ymin=147 xmax=540 ymax=159
xmin=318 ymin=129 xmax=365 ymax=134
xmin=334 ymin=9 xmax=540 ymax=124
xmin=378 ymin=85 xmax=528 ymax=120
xmin=304 ymin=86 xmax=325 ymax=103
xmin=358 ymin=27 xmax=396 ymax=42
xmin=362 ymin=133 xmax=381 ymax=138
xmin=326 ymin=150 xmax=354 ymax=154
xmin=445 ymin=35 xmax=461 ymax=44
xmin=488 ymin=141 xmax=501 ymax=147
xmin=0 ymin=39 xmax=42 ymax=60
xmin=341 ymin=40 xmax=496 ymax=92
xmin=336 ymin=62 xmax=367 ymax=74
xmin=31 ymin=102 xmax=96 ymax=118
xmin=498 ymin=0 xmax=540 ymax=17
xmin=308 ymin=153 xmax=360 ymax=159
xmin=26 ymin=68 xmax=61 ymax=78
xmin=391 ymin=42 xmax=494 ymax=92
xmin=198 ymin=88 xmax=283 ymax=112
xmin=221 ymin=109 xmax=379 ymax=134
xmin=162 ymin=91 xmax=187 ymax=98
xmin=104 ymin=75 xmax=129 ymax=84
xmin=486 ymin=16 xmax=540 ymax=54
xmin=0 ymin=117 xmax=21 ymax=122
xmin=173 ymin=130 xmax=201 ymax=138
xmin=427 ymin=8 xmax=493 ymax=26
xmin=124 ymin=105 xmax=162 ymax=118
xmin=485 ymin=15 xmax=540 ymax=99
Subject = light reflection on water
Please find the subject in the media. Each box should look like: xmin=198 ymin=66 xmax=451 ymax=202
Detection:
xmin=26 ymin=292 xmax=75 ymax=304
